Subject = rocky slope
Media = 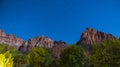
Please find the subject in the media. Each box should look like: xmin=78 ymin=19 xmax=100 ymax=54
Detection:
xmin=0 ymin=30 xmax=24 ymax=49
xmin=0 ymin=28 xmax=117 ymax=57
xmin=19 ymin=36 xmax=55 ymax=53
xmin=0 ymin=30 xmax=67 ymax=58
xmin=52 ymin=41 xmax=68 ymax=58
xmin=19 ymin=37 xmax=68 ymax=58
xmin=77 ymin=28 xmax=116 ymax=54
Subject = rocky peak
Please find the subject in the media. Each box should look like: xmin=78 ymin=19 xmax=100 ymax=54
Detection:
xmin=0 ymin=30 xmax=6 ymax=37
xmin=0 ymin=32 xmax=24 ymax=49
xmin=0 ymin=29 xmax=67 ymax=58
xmin=28 ymin=36 xmax=54 ymax=48
xmin=19 ymin=37 xmax=68 ymax=58
xmin=54 ymin=40 xmax=67 ymax=45
xmin=77 ymin=28 xmax=116 ymax=55
xmin=52 ymin=41 xmax=68 ymax=58
xmin=7 ymin=34 xmax=14 ymax=38
xmin=77 ymin=28 xmax=116 ymax=45
xmin=19 ymin=36 xmax=55 ymax=53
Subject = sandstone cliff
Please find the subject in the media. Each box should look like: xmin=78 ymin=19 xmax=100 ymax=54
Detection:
xmin=0 ymin=28 xmax=116 ymax=57
xmin=19 ymin=36 xmax=55 ymax=53
xmin=52 ymin=41 xmax=68 ymax=58
xmin=77 ymin=28 xmax=116 ymax=55
xmin=19 ymin=36 xmax=68 ymax=58
xmin=0 ymin=30 xmax=24 ymax=49
xmin=0 ymin=30 xmax=68 ymax=58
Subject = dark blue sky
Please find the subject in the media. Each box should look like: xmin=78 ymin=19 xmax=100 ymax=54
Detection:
xmin=0 ymin=0 xmax=120 ymax=44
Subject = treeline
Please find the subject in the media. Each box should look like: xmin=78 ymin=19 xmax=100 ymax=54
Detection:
xmin=0 ymin=39 xmax=120 ymax=67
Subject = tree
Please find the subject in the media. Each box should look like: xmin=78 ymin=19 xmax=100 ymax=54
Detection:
xmin=13 ymin=53 xmax=26 ymax=67
xmin=49 ymin=59 xmax=61 ymax=67
xmin=26 ymin=47 xmax=52 ymax=67
xmin=90 ymin=40 xmax=120 ymax=67
xmin=0 ymin=44 xmax=27 ymax=67
xmin=60 ymin=45 xmax=85 ymax=67
xmin=0 ymin=51 xmax=13 ymax=67
xmin=0 ymin=44 xmax=18 ymax=53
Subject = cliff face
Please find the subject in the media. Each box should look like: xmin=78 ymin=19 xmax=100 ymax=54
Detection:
xmin=0 ymin=30 xmax=68 ymax=58
xmin=52 ymin=41 xmax=68 ymax=58
xmin=19 ymin=36 xmax=55 ymax=53
xmin=78 ymin=28 xmax=116 ymax=45
xmin=19 ymin=37 xmax=68 ymax=58
xmin=77 ymin=28 xmax=116 ymax=54
xmin=0 ymin=28 xmax=117 ymax=57
xmin=77 ymin=28 xmax=116 ymax=45
xmin=0 ymin=30 xmax=24 ymax=49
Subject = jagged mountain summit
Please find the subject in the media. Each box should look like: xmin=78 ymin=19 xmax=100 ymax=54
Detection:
xmin=77 ymin=28 xmax=116 ymax=45
xmin=52 ymin=41 xmax=68 ymax=58
xmin=0 ymin=30 xmax=24 ymax=49
xmin=0 ymin=30 xmax=67 ymax=58
xmin=19 ymin=36 xmax=55 ymax=53
xmin=0 ymin=28 xmax=117 ymax=57
xmin=19 ymin=36 xmax=68 ymax=58
xmin=77 ymin=28 xmax=116 ymax=54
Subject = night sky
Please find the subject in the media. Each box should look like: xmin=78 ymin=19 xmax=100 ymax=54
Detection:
xmin=0 ymin=0 xmax=120 ymax=44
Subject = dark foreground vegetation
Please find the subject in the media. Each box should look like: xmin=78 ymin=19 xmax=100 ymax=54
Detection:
xmin=0 ymin=39 xmax=120 ymax=67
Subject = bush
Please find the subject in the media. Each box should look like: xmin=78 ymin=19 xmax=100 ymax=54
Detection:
xmin=90 ymin=40 xmax=120 ymax=67
xmin=26 ymin=47 xmax=52 ymax=67
xmin=0 ymin=51 xmax=13 ymax=67
xmin=60 ymin=45 xmax=85 ymax=67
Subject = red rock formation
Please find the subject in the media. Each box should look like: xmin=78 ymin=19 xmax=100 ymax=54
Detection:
xmin=77 ymin=28 xmax=116 ymax=45
xmin=52 ymin=41 xmax=68 ymax=58
xmin=0 ymin=30 xmax=6 ymax=37
xmin=19 ymin=36 xmax=68 ymax=58
xmin=0 ymin=30 xmax=68 ymax=58
xmin=77 ymin=28 xmax=116 ymax=55
xmin=28 ymin=36 xmax=54 ymax=48
xmin=0 ymin=28 xmax=117 ymax=57
xmin=0 ymin=30 xmax=24 ymax=49
xmin=19 ymin=36 xmax=55 ymax=53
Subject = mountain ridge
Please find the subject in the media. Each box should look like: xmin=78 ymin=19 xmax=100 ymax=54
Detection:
xmin=77 ymin=28 xmax=116 ymax=55
xmin=0 ymin=30 xmax=68 ymax=58
xmin=0 ymin=28 xmax=117 ymax=57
